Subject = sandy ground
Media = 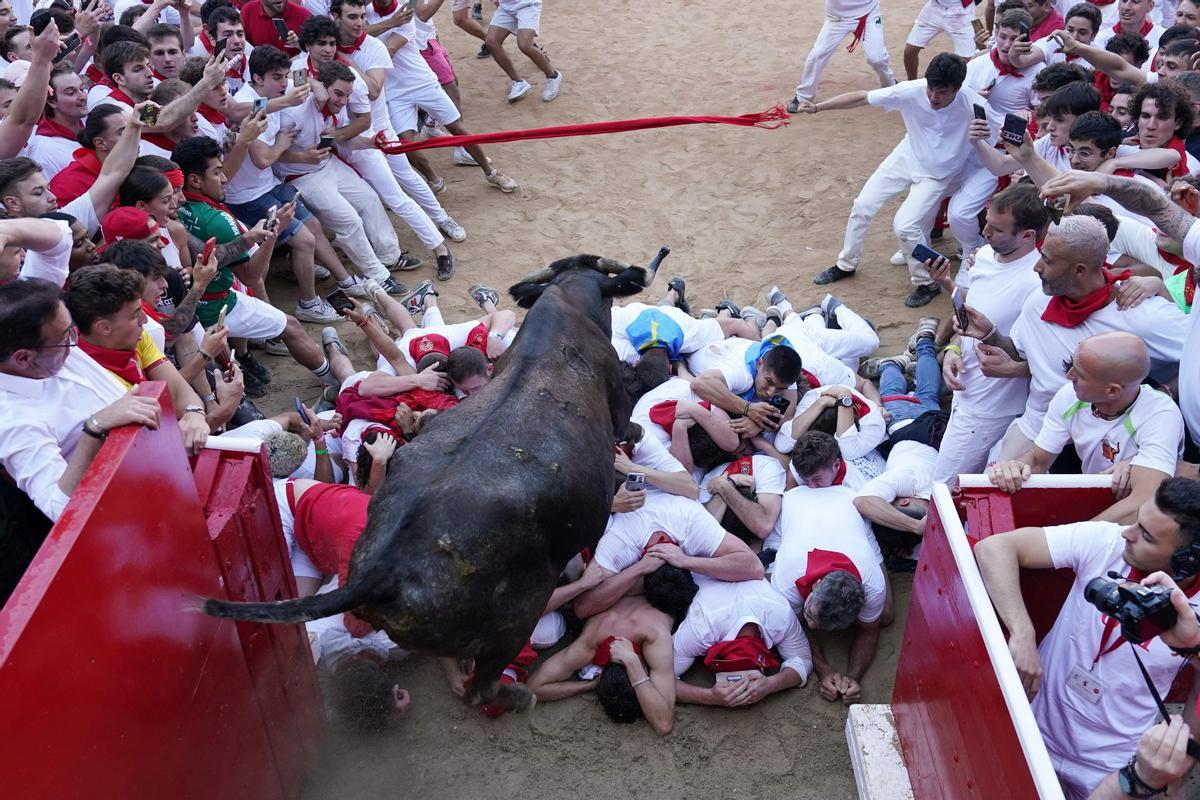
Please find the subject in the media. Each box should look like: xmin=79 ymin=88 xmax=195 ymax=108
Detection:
xmin=242 ymin=0 xmax=962 ymax=795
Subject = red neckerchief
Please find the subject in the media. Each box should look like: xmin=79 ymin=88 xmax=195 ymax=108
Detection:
xmin=641 ymin=530 xmax=676 ymax=557
xmin=990 ymin=48 xmax=1024 ymax=78
xmin=1166 ymin=136 xmax=1191 ymax=178
xmin=646 ymin=399 xmax=710 ymax=431
xmin=1094 ymin=71 xmax=1115 ymax=110
xmin=801 ymin=368 xmax=821 ymax=389
xmin=197 ymin=103 xmax=226 ymax=125
xmin=307 ymin=52 xmax=352 ymax=77
xmin=84 ymin=63 xmax=112 ymax=88
xmin=831 ymin=459 xmax=847 ymax=486
xmin=106 ymin=86 xmax=136 ymax=107
xmin=150 ymin=66 xmax=167 ymax=81
xmin=183 ymin=190 xmax=247 ymax=233
xmin=36 ymin=114 xmax=78 ymax=140
xmin=1092 ymin=0 xmax=1114 ymax=4
xmin=78 ymin=337 xmax=144 ymax=385
xmin=141 ymin=300 xmax=167 ymax=326
xmin=372 ymin=0 xmax=397 ymax=14
xmin=703 ymin=631 xmax=781 ymax=673
xmin=846 ymin=14 xmax=868 ymax=52
xmin=724 ymin=456 xmax=753 ymax=477
xmin=199 ymin=30 xmax=214 ymax=54
xmin=1041 ymin=268 xmax=1132 ymax=327
xmin=593 ymin=636 xmax=642 ymax=667
xmin=338 ymin=30 xmax=367 ymax=54
xmin=794 ymin=549 xmax=861 ymax=597
xmin=141 ymin=132 xmax=178 ymax=151
xmin=1113 ymin=18 xmax=1153 ymax=37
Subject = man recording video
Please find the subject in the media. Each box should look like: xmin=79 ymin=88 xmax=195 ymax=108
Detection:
xmin=974 ymin=478 xmax=1200 ymax=799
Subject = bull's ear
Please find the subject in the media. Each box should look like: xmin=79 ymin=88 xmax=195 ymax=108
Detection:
xmin=509 ymin=280 xmax=548 ymax=308
xmin=599 ymin=267 xmax=649 ymax=299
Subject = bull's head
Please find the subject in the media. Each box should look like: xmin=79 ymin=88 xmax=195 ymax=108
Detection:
xmin=508 ymin=249 xmax=667 ymax=309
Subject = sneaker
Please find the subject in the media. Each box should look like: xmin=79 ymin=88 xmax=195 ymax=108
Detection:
xmin=380 ymin=276 xmax=407 ymax=295
xmin=507 ymin=79 xmax=532 ymax=102
xmin=485 ymin=170 xmax=517 ymax=193
xmin=697 ymin=309 xmax=717 ymax=320
xmin=436 ymin=251 xmax=454 ymax=281
xmin=786 ymin=97 xmax=801 ymax=114
xmin=740 ymin=305 xmax=767 ymax=332
xmin=387 ymin=253 xmax=424 ymax=271
xmin=813 ymin=265 xmax=855 ymax=285
xmin=452 ymin=146 xmax=478 ymax=166
xmin=904 ymin=283 xmax=942 ymax=308
xmin=469 ymin=283 xmax=500 ymax=309
xmin=930 ymin=226 xmax=944 ymax=241
xmin=820 ymin=294 xmax=843 ymax=328
xmin=715 ymin=299 xmax=740 ymax=317
xmin=240 ymin=363 xmax=269 ymax=399
xmin=542 ymin=70 xmax=562 ymax=102
xmin=476 ymin=44 xmax=489 ymax=58
xmin=262 ymin=336 xmax=290 ymax=356
xmin=907 ymin=316 xmax=941 ymax=352
xmin=666 ymin=276 xmax=689 ymax=314
xmin=295 ymin=298 xmax=341 ymax=323
xmin=313 ymin=265 xmax=332 ymax=281
xmin=889 ymin=250 xmax=906 ymax=266
xmin=362 ymin=278 xmax=385 ymax=303
xmin=860 ymin=352 xmax=913 ymax=380
xmin=421 ymin=122 xmax=448 ymax=139
xmin=766 ymin=285 xmax=789 ymax=308
xmin=315 ymin=384 xmax=339 ymax=414
xmin=402 ymin=279 xmax=439 ymax=314
xmin=239 ymin=351 xmax=272 ymax=385
xmin=471 ymin=2 xmax=482 ymax=20
xmin=429 ymin=177 xmax=446 ymax=194
xmin=321 ymin=326 xmax=348 ymax=357
xmin=338 ymin=276 xmax=367 ymax=298
xmin=360 ymin=303 xmax=392 ymax=335
xmin=437 ymin=216 xmax=467 ymax=242
xmin=764 ymin=305 xmax=783 ymax=326
xmin=796 ymin=303 xmax=822 ymax=320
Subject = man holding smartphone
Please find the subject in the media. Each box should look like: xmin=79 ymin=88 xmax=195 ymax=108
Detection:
xmin=241 ymin=0 xmax=311 ymax=56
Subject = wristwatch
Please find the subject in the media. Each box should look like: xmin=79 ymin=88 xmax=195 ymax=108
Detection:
xmin=81 ymin=416 xmax=107 ymax=441
xmin=1118 ymin=758 xmax=1165 ymax=797
xmin=838 ymin=395 xmax=854 ymax=408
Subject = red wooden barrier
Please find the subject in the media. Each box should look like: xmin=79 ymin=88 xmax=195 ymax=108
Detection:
xmin=0 ymin=382 xmax=320 ymax=800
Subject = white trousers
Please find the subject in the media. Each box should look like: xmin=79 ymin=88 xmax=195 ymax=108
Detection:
xmin=947 ymin=164 xmax=998 ymax=259
xmin=932 ymin=401 xmax=1020 ymax=483
xmin=290 ymin=158 xmax=398 ymax=282
xmin=796 ymin=304 xmax=880 ymax=370
xmin=837 ymin=142 xmax=958 ymax=285
xmin=386 ymin=149 xmax=452 ymax=226
xmin=795 ymin=9 xmax=896 ymax=101
xmin=344 ymin=147 xmax=445 ymax=251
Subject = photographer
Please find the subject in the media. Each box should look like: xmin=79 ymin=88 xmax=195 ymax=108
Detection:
xmin=974 ymin=478 xmax=1200 ymax=798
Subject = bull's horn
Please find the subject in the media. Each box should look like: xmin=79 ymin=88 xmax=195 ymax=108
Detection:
xmin=642 ymin=245 xmax=670 ymax=285
xmin=595 ymin=257 xmax=631 ymax=275
xmin=518 ymin=267 xmax=555 ymax=284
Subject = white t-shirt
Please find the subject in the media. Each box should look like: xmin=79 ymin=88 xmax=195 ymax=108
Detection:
xmin=865 ymin=79 xmax=985 ymax=180
xmin=1035 ymin=383 xmax=1183 ymax=476
xmin=373 ymin=319 xmax=489 ymax=373
xmin=367 ymin=8 xmax=441 ymax=100
xmin=630 ymin=377 xmax=702 ymax=450
xmin=1093 ymin=21 xmax=1165 ymax=52
xmin=226 ymin=83 xmax=283 ymax=204
xmin=771 ymin=485 xmax=886 ymax=621
xmin=630 ymin=434 xmax=688 ymax=497
xmin=593 ymin=493 xmax=727 ymax=574
xmin=316 ymin=39 xmax=392 ymax=134
xmin=18 ymin=220 xmax=73 ymax=287
xmin=218 ymin=415 xmax=345 ymax=483
xmin=1010 ymin=292 xmax=1190 ymax=439
xmin=776 ymin=387 xmax=886 ymax=460
xmin=697 ymin=454 xmax=787 ymax=503
xmin=1032 ymin=522 xmax=1199 ymax=795
xmin=1034 ymin=134 xmax=1072 ymax=173
xmin=671 ymin=578 xmax=812 ymax=682
xmin=1178 ymin=220 xmax=1200 ymax=441
xmin=964 ymin=50 xmax=1037 ymax=115
xmin=1110 ymin=216 xmax=1184 ymax=283
xmin=774 ymin=315 xmax=859 ymax=388
xmin=610 ymin=302 xmax=724 ymax=365
xmin=957 ymin=245 xmax=1041 ymax=417
xmin=273 ymin=95 xmax=332 ymax=179
xmin=857 ymin=440 xmax=938 ymax=502
xmin=687 ymin=336 xmax=757 ymax=396
xmin=27 ymin=130 xmax=78 ymax=181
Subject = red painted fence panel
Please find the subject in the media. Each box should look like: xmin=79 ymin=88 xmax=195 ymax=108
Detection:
xmin=0 ymin=382 xmax=320 ymax=800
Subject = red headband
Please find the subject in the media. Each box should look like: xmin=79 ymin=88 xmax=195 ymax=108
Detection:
xmin=163 ymin=169 xmax=184 ymax=189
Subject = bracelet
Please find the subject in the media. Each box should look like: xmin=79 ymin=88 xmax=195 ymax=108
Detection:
xmin=630 ymin=677 xmax=650 ymax=689
xmin=202 ymin=393 xmax=217 ymax=403
xmin=944 ymin=344 xmax=962 ymax=355
xmin=315 ymin=448 xmax=329 ymax=455
xmin=82 ymin=417 xmax=108 ymax=441
xmin=983 ymin=324 xmax=997 ymax=341
xmin=742 ymin=401 xmax=751 ymax=416
xmin=355 ymin=319 xmax=368 ymax=329
xmin=183 ymin=405 xmax=205 ymax=416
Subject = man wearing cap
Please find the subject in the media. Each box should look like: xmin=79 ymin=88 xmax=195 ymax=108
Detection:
xmin=98 ymin=205 xmax=167 ymax=252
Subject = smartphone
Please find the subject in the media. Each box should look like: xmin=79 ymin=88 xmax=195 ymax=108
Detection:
xmin=291 ymin=68 xmax=307 ymax=87
xmin=1017 ymin=19 xmax=1031 ymax=38
xmin=971 ymin=17 xmax=985 ymax=37
xmin=625 ymin=472 xmax=646 ymax=493
xmin=912 ymin=243 xmax=946 ymax=264
xmin=318 ymin=135 xmax=334 ymax=150
xmin=325 ymin=288 xmax=353 ymax=315
xmin=265 ymin=205 xmax=278 ymax=232
xmin=951 ymin=291 xmax=969 ymax=332
xmin=213 ymin=305 xmax=233 ymax=372
xmin=1043 ymin=195 xmax=1066 ymax=225
xmin=54 ymin=31 xmax=81 ymax=64
xmin=202 ymin=236 xmax=216 ymax=264
xmin=272 ymin=18 xmax=290 ymax=38
xmin=139 ymin=103 xmax=159 ymax=126
xmin=294 ymin=396 xmax=310 ymax=424
xmin=768 ymin=395 xmax=790 ymax=415
xmin=252 ymin=96 xmax=268 ymax=115
xmin=1001 ymin=112 xmax=1027 ymax=146
xmin=214 ymin=36 xmax=228 ymax=57
xmin=973 ymin=103 xmax=987 ymax=121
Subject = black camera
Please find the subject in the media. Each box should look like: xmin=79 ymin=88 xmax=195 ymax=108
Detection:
xmin=1084 ymin=577 xmax=1178 ymax=644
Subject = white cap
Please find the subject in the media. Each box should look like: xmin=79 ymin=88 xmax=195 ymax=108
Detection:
xmin=3 ymin=60 xmax=29 ymax=88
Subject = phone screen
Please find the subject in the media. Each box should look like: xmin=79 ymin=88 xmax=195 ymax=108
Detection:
xmin=214 ymin=37 xmax=228 ymax=57
xmin=325 ymin=289 xmax=353 ymax=314
xmin=318 ymin=136 xmax=334 ymax=150
xmin=273 ymin=18 xmax=290 ymax=37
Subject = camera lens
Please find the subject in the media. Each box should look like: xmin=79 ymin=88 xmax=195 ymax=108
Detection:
xmin=1084 ymin=577 xmax=1122 ymax=615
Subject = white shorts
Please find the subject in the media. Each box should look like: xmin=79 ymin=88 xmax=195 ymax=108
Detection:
xmin=905 ymin=2 xmax=975 ymax=53
xmin=387 ymin=82 xmax=462 ymax=135
xmin=225 ymin=290 xmax=287 ymax=340
xmin=451 ymin=0 xmax=470 ymax=9
xmin=490 ymin=1 xmax=541 ymax=33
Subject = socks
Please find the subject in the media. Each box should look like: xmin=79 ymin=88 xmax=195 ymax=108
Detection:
xmin=775 ymin=297 xmax=794 ymax=315
xmin=311 ymin=359 xmax=337 ymax=387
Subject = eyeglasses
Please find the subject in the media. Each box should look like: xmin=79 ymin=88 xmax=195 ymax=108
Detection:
xmin=1062 ymin=146 xmax=1098 ymax=159
xmin=39 ymin=325 xmax=78 ymax=350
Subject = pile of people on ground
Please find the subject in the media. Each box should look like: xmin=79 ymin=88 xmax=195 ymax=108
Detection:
xmin=2 ymin=0 xmax=1200 ymax=796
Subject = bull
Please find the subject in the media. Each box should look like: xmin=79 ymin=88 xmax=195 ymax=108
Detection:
xmin=203 ymin=249 xmax=668 ymax=713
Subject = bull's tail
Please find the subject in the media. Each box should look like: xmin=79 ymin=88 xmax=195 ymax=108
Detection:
xmin=202 ymin=579 xmax=372 ymax=625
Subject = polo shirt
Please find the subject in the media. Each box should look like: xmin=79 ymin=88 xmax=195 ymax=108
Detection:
xmin=241 ymin=0 xmax=311 ymax=56
xmin=177 ymin=197 xmax=247 ymax=326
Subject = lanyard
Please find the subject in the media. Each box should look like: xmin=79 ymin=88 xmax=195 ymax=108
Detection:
xmin=1092 ymin=568 xmax=1145 ymax=668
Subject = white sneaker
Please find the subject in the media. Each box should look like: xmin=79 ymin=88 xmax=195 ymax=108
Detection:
xmin=295 ymin=298 xmax=341 ymax=323
xmin=313 ymin=265 xmax=332 ymax=280
xmin=452 ymin=146 xmax=478 ymax=166
xmin=421 ymin=122 xmax=448 ymax=139
xmin=437 ymin=216 xmax=467 ymax=242
xmin=507 ymin=79 xmax=532 ymax=102
xmin=542 ymin=70 xmax=562 ymax=102
xmin=889 ymin=250 xmax=906 ymax=266
xmin=338 ymin=277 xmax=367 ymax=298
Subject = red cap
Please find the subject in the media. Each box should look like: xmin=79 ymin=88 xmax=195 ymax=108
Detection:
xmin=408 ymin=333 xmax=451 ymax=365
xmin=98 ymin=207 xmax=160 ymax=253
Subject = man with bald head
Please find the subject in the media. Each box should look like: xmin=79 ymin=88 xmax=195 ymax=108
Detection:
xmin=956 ymin=215 xmax=1190 ymax=464
xmin=987 ymin=332 xmax=1184 ymax=522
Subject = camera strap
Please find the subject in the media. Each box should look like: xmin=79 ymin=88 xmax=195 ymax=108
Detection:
xmin=1127 ymin=642 xmax=1200 ymax=759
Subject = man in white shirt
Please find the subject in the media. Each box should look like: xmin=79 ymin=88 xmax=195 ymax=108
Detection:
xmin=482 ymin=0 xmax=561 ymax=103
xmin=687 ymin=336 xmax=803 ymax=437
xmin=27 ymin=65 xmax=88 ymax=181
xmin=959 ymin=215 xmax=1189 ymax=461
xmin=854 ymin=440 xmax=938 ymax=559
xmin=672 ymin=578 xmax=812 ymax=707
xmin=0 ymin=278 xmax=163 ymax=521
xmin=934 ymin=183 xmax=1047 ymax=482
xmin=785 ymin=0 xmax=896 ymax=111
xmin=615 ymin=425 xmax=699 ymax=503
xmin=988 ymin=332 xmax=1184 ymax=523
xmin=974 ymin=479 xmax=1200 ymax=798
xmin=1007 ymin=1 xmax=1102 ymax=71
xmin=0 ymin=210 xmax=81 ymax=286
xmin=902 ymin=0 xmax=979 ymax=81
xmin=1092 ymin=0 xmax=1165 ymax=51
xmin=699 ymin=453 xmax=787 ymax=550
xmin=795 ymin=54 xmax=986 ymax=308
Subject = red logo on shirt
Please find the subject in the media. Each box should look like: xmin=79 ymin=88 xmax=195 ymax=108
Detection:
xmin=1102 ymin=438 xmax=1121 ymax=463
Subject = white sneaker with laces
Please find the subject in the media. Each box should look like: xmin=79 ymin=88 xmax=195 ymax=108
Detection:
xmin=437 ymin=217 xmax=467 ymax=242
xmin=890 ymin=250 xmax=906 ymax=266
xmin=338 ymin=277 xmax=367 ymax=298
xmin=295 ymin=298 xmax=341 ymax=323
xmin=507 ymin=79 xmax=532 ymax=102
xmin=542 ymin=70 xmax=562 ymax=101
xmin=452 ymin=147 xmax=478 ymax=166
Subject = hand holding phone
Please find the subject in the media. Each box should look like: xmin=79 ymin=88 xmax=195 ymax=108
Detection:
xmin=625 ymin=473 xmax=647 ymax=493
xmin=294 ymin=396 xmax=310 ymax=425
xmin=952 ymin=291 xmax=969 ymax=333
xmin=317 ymin=135 xmax=334 ymax=150
xmin=973 ymin=103 xmax=987 ymax=121
xmin=292 ymin=68 xmax=308 ymax=87
xmin=767 ymin=395 xmax=790 ymax=415
xmin=214 ymin=36 xmax=228 ymax=57
xmin=912 ymin=243 xmax=946 ymax=265
xmin=54 ymin=31 xmax=81 ymax=64
xmin=265 ymin=205 xmax=278 ymax=232
xmin=272 ymin=18 xmax=290 ymax=38
xmin=326 ymin=288 xmax=354 ymax=315
xmin=1000 ymin=113 xmax=1027 ymax=146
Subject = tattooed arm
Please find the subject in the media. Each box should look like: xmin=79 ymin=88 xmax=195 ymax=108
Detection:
xmin=1040 ymin=170 xmax=1198 ymax=244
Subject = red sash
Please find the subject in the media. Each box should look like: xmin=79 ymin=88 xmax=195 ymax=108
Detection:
xmin=703 ymin=631 xmax=781 ymax=673
xmin=1040 ymin=269 xmax=1131 ymax=327
xmin=794 ymin=549 xmax=861 ymax=598
xmin=78 ymin=338 xmax=145 ymax=385
xmin=846 ymin=14 xmax=869 ymax=53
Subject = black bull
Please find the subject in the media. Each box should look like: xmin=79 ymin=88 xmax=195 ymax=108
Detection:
xmin=203 ymin=250 xmax=668 ymax=712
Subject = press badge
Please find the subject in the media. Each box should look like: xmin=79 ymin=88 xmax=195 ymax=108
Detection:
xmin=1067 ymin=664 xmax=1105 ymax=704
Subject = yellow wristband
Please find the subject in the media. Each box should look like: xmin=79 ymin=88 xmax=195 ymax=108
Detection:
xmin=944 ymin=344 xmax=962 ymax=355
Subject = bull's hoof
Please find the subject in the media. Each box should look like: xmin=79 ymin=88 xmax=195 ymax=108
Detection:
xmin=496 ymin=681 xmax=537 ymax=714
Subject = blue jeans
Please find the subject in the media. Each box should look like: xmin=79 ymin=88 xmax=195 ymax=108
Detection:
xmin=880 ymin=336 xmax=942 ymax=423
xmin=225 ymin=183 xmax=314 ymax=245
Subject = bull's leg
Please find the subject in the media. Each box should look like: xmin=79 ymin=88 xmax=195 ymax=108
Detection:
xmin=468 ymin=650 xmax=537 ymax=713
